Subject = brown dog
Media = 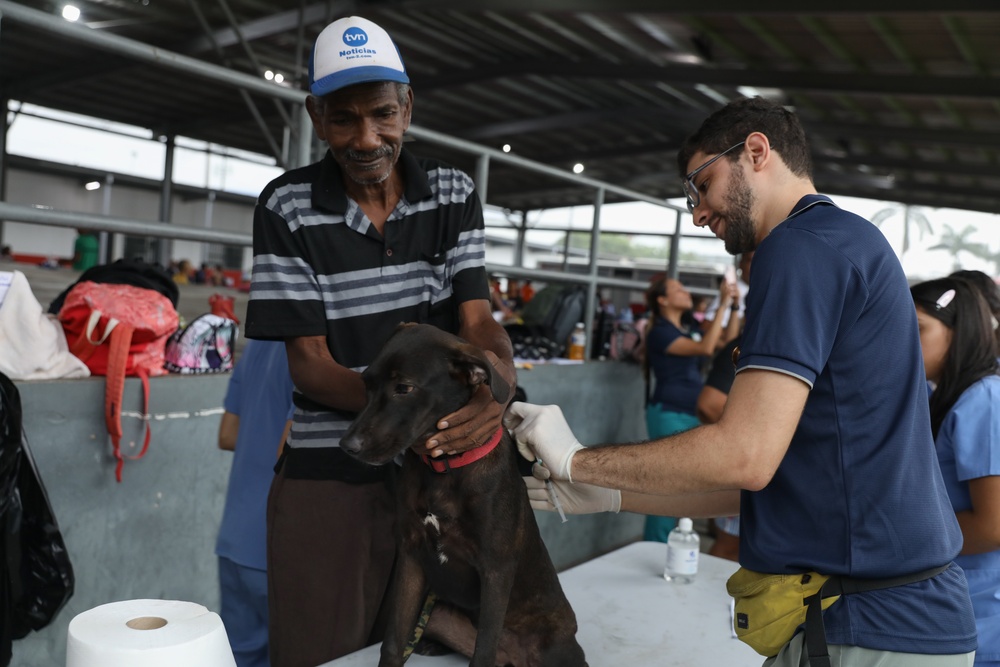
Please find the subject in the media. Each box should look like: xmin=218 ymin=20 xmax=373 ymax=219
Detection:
xmin=340 ymin=323 xmax=587 ymax=667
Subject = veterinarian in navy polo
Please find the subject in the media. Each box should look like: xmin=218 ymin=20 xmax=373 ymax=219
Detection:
xmin=736 ymin=194 xmax=976 ymax=656
xmin=245 ymin=15 xmax=514 ymax=667
xmin=508 ymin=97 xmax=976 ymax=666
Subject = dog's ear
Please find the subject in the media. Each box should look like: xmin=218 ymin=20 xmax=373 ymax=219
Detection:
xmin=451 ymin=344 xmax=511 ymax=405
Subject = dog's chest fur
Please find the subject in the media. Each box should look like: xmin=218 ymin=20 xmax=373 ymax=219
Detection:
xmin=412 ymin=479 xmax=467 ymax=566
xmin=397 ymin=446 xmax=523 ymax=608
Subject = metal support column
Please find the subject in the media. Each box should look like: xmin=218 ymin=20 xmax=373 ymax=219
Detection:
xmin=0 ymin=95 xmax=8 ymax=246
xmin=0 ymin=4 xmax=7 ymax=244
xmin=668 ymin=210 xmax=683 ymax=279
xmin=562 ymin=208 xmax=573 ymax=272
xmin=474 ymin=154 xmax=489 ymax=207
xmin=157 ymin=135 xmax=175 ymax=267
xmin=294 ymin=104 xmax=312 ymax=168
xmin=514 ymin=210 xmax=526 ymax=268
xmin=99 ymin=173 xmax=114 ymax=263
xmin=584 ymin=188 xmax=605 ymax=357
xmin=201 ymin=190 xmax=216 ymax=265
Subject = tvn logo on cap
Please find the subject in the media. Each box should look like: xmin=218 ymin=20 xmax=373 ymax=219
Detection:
xmin=339 ymin=25 xmax=377 ymax=60
xmin=343 ymin=27 xmax=369 ymax=47
xmin=309 ymin=16 xmax=410 ymax=98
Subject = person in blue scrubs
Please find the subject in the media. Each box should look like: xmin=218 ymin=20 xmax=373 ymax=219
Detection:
xmin=949 ymin=270 xmax=1000 ymax=352
xmin=216 ymin=339 xmax=294 ymax=667
xmin=913 ymin=277 xmax=1000 ymax=666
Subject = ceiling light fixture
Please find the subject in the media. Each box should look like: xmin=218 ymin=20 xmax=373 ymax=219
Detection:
xmin=61 ymin=4 xmax=81 ymax=21
xmin=573 ymin=163 xmax=584 ymax=174
xmin=694 ymin=84 xmax=730 ymax=106
xmin=502 ymin=144 xmax=511 ymax=153
xmin=264 ymin=70 xmax=275 ymax=81
xmin=737 ymin=86 xmax=786 ymax=100
xmin=84 ymin=181 xmax=101 ymax=191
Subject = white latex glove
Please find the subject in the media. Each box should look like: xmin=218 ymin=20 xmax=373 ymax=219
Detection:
xmin=523 ymin=475 xmax=621 ymax=514
xmin=504 ymin=402 xmax=584 ymax=482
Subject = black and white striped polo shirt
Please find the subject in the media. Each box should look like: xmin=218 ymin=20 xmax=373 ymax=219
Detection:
xmin=245 ymin=149 xmax=490 ymax=451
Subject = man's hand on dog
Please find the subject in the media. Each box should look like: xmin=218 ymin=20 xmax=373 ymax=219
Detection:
xmin=424 ymin=350 xmax=515 ymax=458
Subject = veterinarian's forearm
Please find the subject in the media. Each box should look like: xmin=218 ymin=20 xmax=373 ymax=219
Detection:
xmin=570 ymin=371 xmax=807 ymax=496
xmin=621 ymin=489 xmax=740 ymax=518
xmin=571 ymin=428 xmax=743 ymax=497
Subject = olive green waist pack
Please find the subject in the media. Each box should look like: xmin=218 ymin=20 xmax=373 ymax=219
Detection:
xmin=726 ymin=564 xmax=950 ymax=665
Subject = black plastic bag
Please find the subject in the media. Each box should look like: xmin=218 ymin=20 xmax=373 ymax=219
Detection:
xmin=0 ymin=372 xmax=75 ymax=664
xmin=0 ymin=374 xmax=20 ymax=666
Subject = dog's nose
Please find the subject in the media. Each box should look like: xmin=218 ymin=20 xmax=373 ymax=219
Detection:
xmin=340 ymin=433 xmax=363 ymax=455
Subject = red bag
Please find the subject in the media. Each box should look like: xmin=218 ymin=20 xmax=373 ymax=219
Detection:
xmin=58 ymin=282 xmax=179 ymax=482
xmin=208 ymin=292 xmax=240 ymax=324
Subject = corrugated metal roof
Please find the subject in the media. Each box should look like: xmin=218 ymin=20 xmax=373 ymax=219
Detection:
xmin=3 ymin=1 xmax=1000 ymax=214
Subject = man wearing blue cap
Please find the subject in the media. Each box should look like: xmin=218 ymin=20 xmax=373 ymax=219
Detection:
xmin=245 ymin=16 xmax=515 ymax=667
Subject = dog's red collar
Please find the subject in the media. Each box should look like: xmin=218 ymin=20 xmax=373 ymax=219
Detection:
xmin=420 ymin=428 xmax=504 ymax=473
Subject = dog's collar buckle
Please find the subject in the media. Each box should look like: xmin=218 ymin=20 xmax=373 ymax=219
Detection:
xmin=421 ymin=428 xmax=504 ymax=474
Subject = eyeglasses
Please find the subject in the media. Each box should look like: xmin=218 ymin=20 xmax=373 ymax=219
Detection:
xmin=681 ymin=141 xmax=745 ymax=213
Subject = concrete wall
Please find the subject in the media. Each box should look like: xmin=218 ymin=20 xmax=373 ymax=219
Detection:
xmin=11 ymin=374 xmax=233 ymax=667
xmin=11 ymin=360 xmax=647 ymax=666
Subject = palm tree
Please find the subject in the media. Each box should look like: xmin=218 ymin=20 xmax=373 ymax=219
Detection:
xmin=963 ymin=243 xmax=1000 ymax=277
xmin=984 ymin=251 xmax=1000 ymax=277
xmin=869 ymin=204 xmax=934 ymax=255
xmin=928 ymin=224 xmax=991 ymax=272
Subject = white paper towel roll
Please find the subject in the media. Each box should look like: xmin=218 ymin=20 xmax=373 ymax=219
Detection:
xmin=66 ymin=599 xmax=237 ymax=667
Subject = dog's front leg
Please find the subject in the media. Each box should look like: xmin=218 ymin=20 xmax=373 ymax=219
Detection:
xmin=379 ymin=548 xmax=428 ymax=667
xmin=469 ymin=562 xmax=518 ymax=667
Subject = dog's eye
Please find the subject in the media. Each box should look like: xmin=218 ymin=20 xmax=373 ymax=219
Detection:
xmin=394 ymin=383 xmax=414 ymax=395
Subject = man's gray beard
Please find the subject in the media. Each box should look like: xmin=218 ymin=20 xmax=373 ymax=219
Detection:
xmin=345 ymin=146 xmax=395 ymax=186
xmin=351 ymin=169 xmax=391 ymax=186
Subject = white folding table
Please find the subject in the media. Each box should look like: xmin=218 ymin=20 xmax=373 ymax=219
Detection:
xmin=321 ymin=540 xmax=762 ymax=666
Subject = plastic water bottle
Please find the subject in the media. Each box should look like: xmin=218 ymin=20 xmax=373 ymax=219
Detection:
xmin=567 ymin=322 xmax=587 ymax=360
xmin=664 ymin=517 xmax=700 ymax=584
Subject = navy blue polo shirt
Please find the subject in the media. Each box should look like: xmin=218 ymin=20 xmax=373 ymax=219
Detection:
xmin=736 ymin=195 xmax=976 ymax=654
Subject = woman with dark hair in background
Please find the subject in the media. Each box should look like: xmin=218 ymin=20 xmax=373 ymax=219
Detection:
xmin=640 ymin=275 xmax=739 ymax=542
xmin=950 ymin=269 xmax=1000 ymax=350
xmin=912 ymin=276 xmax=1000 ymax=667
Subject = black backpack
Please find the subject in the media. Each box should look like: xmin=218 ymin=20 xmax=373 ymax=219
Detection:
xmin=47 ymin=257 xmax=179 ymax=315
xmin=519 ymin=285 xmax=586 ymax=349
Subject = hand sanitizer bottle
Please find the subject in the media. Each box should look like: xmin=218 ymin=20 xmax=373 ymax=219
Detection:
xmin=664 ymin=517 xmax=699 ymax=584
